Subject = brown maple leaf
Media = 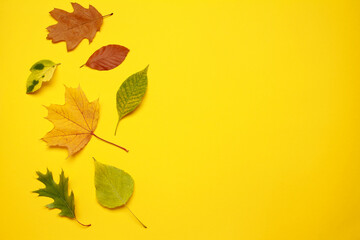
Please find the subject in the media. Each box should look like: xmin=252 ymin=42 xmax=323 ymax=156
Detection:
xmin=47 ymin=3 xmax=112 ymax=52
xmin=42 ymin=86 xmax=128 ymax=157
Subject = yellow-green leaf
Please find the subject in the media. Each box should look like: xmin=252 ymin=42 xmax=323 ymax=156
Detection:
xmin=26 ymin=60 xmax=60 ymax=94
xmin=94 ymin=158 xmax=134 ymax=208
xmin=115 ymin=66 xmax=148 ymax=135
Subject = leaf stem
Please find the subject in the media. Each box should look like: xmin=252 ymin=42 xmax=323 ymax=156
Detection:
xmin=92 ymin=133 xmax=129 ymax=152
xmin=75 ymin=218 xmax=91 ymax=227
xmin=125 ymin=205 xmax=147 ymax=228
xmin=103 ymin=13 xmax=113 ymax=18
xmin=114 ymin=120 xmax=120 ymax=136
xmin=80 ymin=64 xmax=86 ymax=68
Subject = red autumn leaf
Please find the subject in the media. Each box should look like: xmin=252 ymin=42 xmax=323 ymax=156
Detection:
xmin=81 ymin=45 xmax=130 ymax=71
xmin=47 ymin=3 xmax=112 ymax=52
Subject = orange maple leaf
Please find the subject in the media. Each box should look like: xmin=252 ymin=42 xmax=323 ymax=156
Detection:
xmin=47 ymin=3 xmax=112 ymax=52
xmin=42 ymin=86 xmax=128 ymax=157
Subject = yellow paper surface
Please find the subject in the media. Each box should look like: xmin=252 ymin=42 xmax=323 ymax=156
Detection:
xmin=0 ymin=0 xmax=360 ymax=239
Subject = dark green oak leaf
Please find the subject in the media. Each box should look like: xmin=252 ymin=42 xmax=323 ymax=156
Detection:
xmin=33 ymin=169 xmax=90 ymax=226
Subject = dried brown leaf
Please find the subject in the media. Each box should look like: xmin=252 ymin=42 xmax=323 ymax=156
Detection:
xmin=47 ymin=3 xmax=109 ymax=52
xmin=82 ymin=45 xmax=130 ymax=71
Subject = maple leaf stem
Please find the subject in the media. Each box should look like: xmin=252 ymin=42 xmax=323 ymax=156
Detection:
xmin=92 ymin=133 xmax=129 ymax=152
xmin=125 ymin=205 xmax=147 ymax=228
xmin=80 ymin=64 xmax=86 ymax=68
xmin=75 ymin=218 xmax=91 ymax=227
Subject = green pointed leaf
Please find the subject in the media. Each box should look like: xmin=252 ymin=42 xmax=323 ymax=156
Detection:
xmin=33 ymin=169 xmax=75 ymax=218
xmin=115 ymin=65 xmax=149 ymax=135
xmin=26 ymin=59 xmax=60 ymax=94
xmin=94 ymin=158 xmax=134 ymax=208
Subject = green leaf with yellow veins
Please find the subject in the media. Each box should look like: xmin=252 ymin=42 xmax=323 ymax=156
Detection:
xmin=33 ymin=169 xmax=90 ymax=227
xmin=93 ymin=158 xmax=147 ymax=228
xmin=26 ymin=60 xmax=60 ymax=94
xmin=115 ymin=65 xmax=149 ymax=135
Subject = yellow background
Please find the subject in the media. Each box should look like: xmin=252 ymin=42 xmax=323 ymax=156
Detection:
xmin=0 ymin=0 xmax=360 ymax=239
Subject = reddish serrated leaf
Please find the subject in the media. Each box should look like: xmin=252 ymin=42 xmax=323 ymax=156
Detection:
xmin=47 ymin=3 xmax=111 ymax=52
xmin=82 ymin=45 xmax=130 ymax=71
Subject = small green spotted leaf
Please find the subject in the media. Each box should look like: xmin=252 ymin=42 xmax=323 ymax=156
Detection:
xmin=26 ymin=60 xmax=60 ymax=94
xmin=115 ymin=65 xmax=149 ymax=135
xmin=94 ymin=158 xmax=134 ymax=208
xmin=33 ymin=169 xmax=90 ymax=227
